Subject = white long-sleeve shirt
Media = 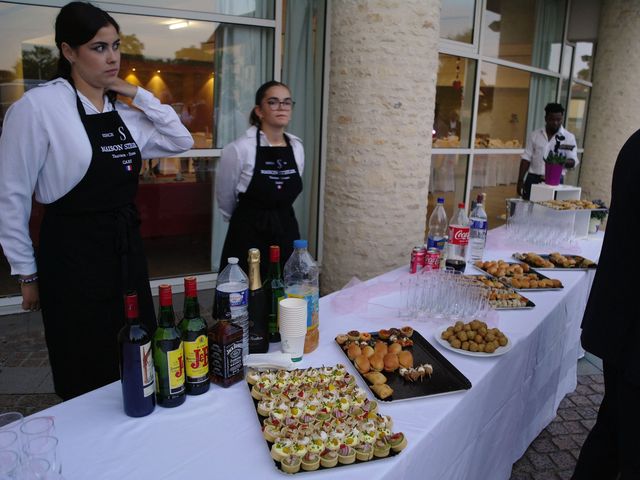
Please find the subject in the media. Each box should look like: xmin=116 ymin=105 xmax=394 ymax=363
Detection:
xmin=0 ymin=78 xmax=194 ymax=275
xmin=215 ymin=126 xmax=304 ymax=221
xmin=522 ymin=125 xmax=579 ymax=175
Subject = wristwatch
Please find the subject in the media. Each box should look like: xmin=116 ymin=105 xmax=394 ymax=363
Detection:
xmin=17 ymin=274 xmax=38 ymax=285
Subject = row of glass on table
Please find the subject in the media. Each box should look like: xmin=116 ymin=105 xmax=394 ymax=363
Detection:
xmin=0 ymin=412 xmax=63 ymax=479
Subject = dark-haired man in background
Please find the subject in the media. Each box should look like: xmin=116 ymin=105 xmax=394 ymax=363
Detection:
xmin=516 ymin=103 xmax=578 ymax=199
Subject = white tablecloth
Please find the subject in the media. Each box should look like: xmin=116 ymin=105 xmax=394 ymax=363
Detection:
xmin=37 ymin=228 xmax=603 ymax=480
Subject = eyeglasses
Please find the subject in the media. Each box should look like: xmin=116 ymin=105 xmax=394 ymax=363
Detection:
xmin=264 ymin=98 xmax=295 ymax=110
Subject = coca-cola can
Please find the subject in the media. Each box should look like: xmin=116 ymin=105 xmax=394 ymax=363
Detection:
xmin=410 ymin=246 xmax=426 ymax=274
xmin=424 ymin=248 xmax=440 ymax=271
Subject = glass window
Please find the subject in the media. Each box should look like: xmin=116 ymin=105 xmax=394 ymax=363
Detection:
xmin=470 ymin=154 xmax=521 ymax=228
xmin=102 ymin=0 xmax=275 ymax=18
xmin=440 ymin=0 xmax=476 ymax=44
xmin=428 ymin=154 xmax=469 ymax=214
xmin=567 ymin=82 xmax=590 ymax=148
xmin=475 ymin=63 xmax=530 ymax=148
xmin=433 ymin=54 xmax=477 ymax=148
xmin=482 ymin=0 xmax=566 ymax=71
xmin=574 ymin=42 xmax=594 ymax=81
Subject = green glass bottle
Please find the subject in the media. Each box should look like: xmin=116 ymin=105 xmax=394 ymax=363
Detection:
xmin=178 ymin=277 xmax=210 ymax=395
xmin=153 ymin=284 xmax=186 ymax=407
xmin=263 ymin=245 xmax=285 ymax=343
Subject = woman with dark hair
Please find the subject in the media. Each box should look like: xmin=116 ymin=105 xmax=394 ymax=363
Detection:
xmin=216 ymin=81 xmax=304 ymax=278
xmin=0 ymin=2 xmax=193 ymax=399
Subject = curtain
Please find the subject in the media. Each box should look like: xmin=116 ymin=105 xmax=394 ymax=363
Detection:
xmin=282 ymin=0 xmax=326 ymax=257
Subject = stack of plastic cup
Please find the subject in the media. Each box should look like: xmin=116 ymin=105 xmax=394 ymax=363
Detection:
xmin=278 ymin=298 xmax=308 ymax=361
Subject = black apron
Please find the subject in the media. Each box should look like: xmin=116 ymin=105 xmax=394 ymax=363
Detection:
xmin=38 ymin=90 xmax=156 ymax=400
xmin=220 ymin=129 xmax=303 ymax=278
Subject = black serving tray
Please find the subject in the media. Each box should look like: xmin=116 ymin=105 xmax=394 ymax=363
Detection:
xmin=463 ymin=274 xmax=536 ymax=310
xmin=336 ymin=330 xmax=472 ymax=402
xmin=512 ymin=253 xmax=598 ymax=270
xmin=472 ymin=262 xmax=564 ymax=291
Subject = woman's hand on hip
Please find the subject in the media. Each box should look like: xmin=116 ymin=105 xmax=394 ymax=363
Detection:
xmin=107 ymin=78 xmax=138 ymax=99
xmin=21 ymin=283 xmax=40 ymax=311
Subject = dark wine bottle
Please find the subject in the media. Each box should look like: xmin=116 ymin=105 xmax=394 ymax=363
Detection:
xmin=247 ymin=248 xmax=269 ymax=353
xmin=209 ymin=293 xmax=244 ymax=387
xmin=178 ymin=277 xmax=210 ymax=396
xmin=118 ymin=292 xmax=156 ymax=417
xmin=153 ymin=284 xmax=186 ymax=407
xmin=263 ymin=245 xmax=285 ymax=343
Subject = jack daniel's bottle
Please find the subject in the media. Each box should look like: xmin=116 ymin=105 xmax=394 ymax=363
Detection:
xmin=209 ymin=294 xmax=244 ymax=387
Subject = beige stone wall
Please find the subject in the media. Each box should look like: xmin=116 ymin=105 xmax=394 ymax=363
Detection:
xmin=580 ymin=0 xmax=640 ymax=204
xmin=321 ymin=0 xmax=440 ymax=294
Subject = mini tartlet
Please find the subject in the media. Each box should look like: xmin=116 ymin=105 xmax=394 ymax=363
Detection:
xmin=373 ymin=438 xmax=390 ymax=458
xmin=388 ymin=432 xmax=407 ymax=452
xmin=320 ymin=449 xmax=338 ymax=468
xmin=354 ymin=442 xmax=374 ymax=461
xmin=337 ymin=444 xmax=356 ymax=465
xmin=301 ymin=452 xmax=320 ymax=471
xmin=280 ymin=455 xmax=301 ymax=474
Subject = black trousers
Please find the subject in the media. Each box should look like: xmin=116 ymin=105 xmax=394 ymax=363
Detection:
xmin=572 ymin=362 xmax=640 ymax=479
xmin=522 ymin=173 xmax=543 ymax=200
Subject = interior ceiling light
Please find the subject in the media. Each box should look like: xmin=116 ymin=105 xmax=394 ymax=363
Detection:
xmin=169 ymin=21 xmax=190 ymax=30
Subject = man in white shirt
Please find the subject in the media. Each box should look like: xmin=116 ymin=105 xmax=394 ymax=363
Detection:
xmin=516 ymin=103 xmax=578 ymax=199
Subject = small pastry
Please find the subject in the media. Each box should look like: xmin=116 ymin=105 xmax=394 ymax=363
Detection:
xmin=251 ymin=384 xmax=263 ymax=401
xmin=388 ymin=342 xmax=402 ymax=354
xmin=320 ymin=449 xmax=338 ymax=468
xmin=388 ymin=432 xmax=408 ymax=452
xmin=371 ymin=383 xmax=393 ymax=400
xmin=378 ymin=329 xmax=391 ymax=340
xmin=361 ymin=345 xmax=375 ymax=358
xmin=359 ymin=332 xmax=372 ymax=342
xmin=398 ymin=350 xmax=413 ymax=369
xmin=354 ymin=442 xmax=373 ymax=461
xmin=257 ymin=399 xmax=274 ymax=417
xmin=347 ymin=330 xmax=360 ymax=341
xmin=280 ymin=455 xmax=301 ymax=474
xmin=363 ymin=371 xmax=387 ymax=385
xmin=354 ymin=354 xmax=371 ymax=374
xmin=374 ymin=341 xmax=388 ymax=356
xmin=246 ymin=369 xmax=261 ymax=385
xmin=337 ymin=444 xmax=356 ymax=465
xmin=301 ymin=452 xmax=320 ymax=471
xmin=400 ymin=326 xmax=414 ymax=337
xmin=335 ymin=334 xmax=349 ymax=345
xmin=369 ymin=353 xmax=384 ymax=372
xmin=383 ymin=353 xmax=399 ymax=372
xmin=347 ymin=343 xmax=362 ymax=360
xmin=271 ymin=440 xmax=293 ymax=461
xmin=262 ymin=424 xmax=280 ymax=443
xmin=373 ymin=438 xmax=391 ymax=458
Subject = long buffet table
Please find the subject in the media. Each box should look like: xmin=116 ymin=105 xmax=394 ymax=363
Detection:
xmin=38 ymin=228 xmax=603 ymax=479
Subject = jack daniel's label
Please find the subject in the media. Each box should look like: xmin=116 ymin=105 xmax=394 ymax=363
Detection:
xmin=211 ymin=339 xmax=243 ymax=379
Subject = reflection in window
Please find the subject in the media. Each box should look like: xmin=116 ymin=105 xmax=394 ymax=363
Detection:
xmin=567 ymin=83 xmax=590 ymax=148
xmin=441 ymin=0 xmax=476 ymax=43
xmin=526 ymin=74 xmax=558 ymax=141
xmin=476 ymin=63 xmax=530 ymax=148
xmin=428 ymin=154 xmax=469 ymax=215
xmin=573 ymin=42 xmax=594 ymax=81
xmin=482 ymin=0 xmax=566 ymax=71
xmin=107 ymin=0 xmax=275 ymax=18
xmin=433 ymin=54 xmax=476 ymax=148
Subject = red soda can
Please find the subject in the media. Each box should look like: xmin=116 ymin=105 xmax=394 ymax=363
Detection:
xmin=410 ymin=246 xmax=426 ymax=274
xmin=424 ymin=248 xmax=441 ymax=271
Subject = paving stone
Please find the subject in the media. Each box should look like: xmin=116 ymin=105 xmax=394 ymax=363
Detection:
xmin=510 ymin=472 xmax=533 ymax=480
xmin=581 ymin=419 xmax=596 ymax=431
xmin=546 ymin=421 xmax=569 ymax=435
xmin=570 ymin=449 xmax=582 ymax=460
xmin=532 ymin=437 xmax=557 ymax=454
xmin=559 ymin=409 xmax=582 ymax=421
xmin=512 ymin=456 xmax=536 ymax=474
xmin=575 ymin=406 xmax=598 ymax=419
xmin=564 ymin=421 xmax=586 ymax=434
xmin=527 ymin=452 xmax=555 ymax=470
xmin=558 ymin=397 xmax=575 ymax=409
xmin=574 ymin=384 xmax=594 ymax=396
xmin=587 ymin=393 xmax=603 ymax=405
xmin=590 ymin=382 xmax=605 ymax=394
xmin=569 ymin=395 xmax=592 ymax=407
xmin=589 ymin=374 xmax=604 ymax=384
xmin=551 ymin=435 xmax=577 ymax=451
xmin=532 ymin=472 xmax=556 ymax=480
xmin=577 ymin=375 xmax=591 ymax=385
xmin=550 ymin=451 xmax=576 ymax=469
xmin=558 ymin=469 xmax=575 ymax=480
xmin=573 ymin=433 xmax=588 ymax=447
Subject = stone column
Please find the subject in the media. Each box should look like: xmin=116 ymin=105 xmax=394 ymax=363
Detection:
xmin=580 ymin=0 xmax=640 ymax=203
xmin=322 ymin=0 xmax=440 ymax=294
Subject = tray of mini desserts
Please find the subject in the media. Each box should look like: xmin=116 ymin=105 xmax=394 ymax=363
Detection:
xmin=247 ymin=364 xmax=408 ymax=474
xmin=512 ymin=252 xmax=597 ymax=270
xmin=462 ymin=274 xmax=535 ymax=309
xmin=334 ymin=327 xmax=471 ymax=402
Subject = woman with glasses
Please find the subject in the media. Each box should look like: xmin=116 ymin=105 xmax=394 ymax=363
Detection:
xmin=216 ymin=81 xmax=304 ymax=278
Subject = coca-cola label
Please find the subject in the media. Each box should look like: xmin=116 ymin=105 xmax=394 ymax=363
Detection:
xmin=448 ymin=225 xmax=470 ymax=246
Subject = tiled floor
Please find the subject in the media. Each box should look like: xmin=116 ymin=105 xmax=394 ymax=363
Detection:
xmin=0 ymin=309 xmax=602 ymax=479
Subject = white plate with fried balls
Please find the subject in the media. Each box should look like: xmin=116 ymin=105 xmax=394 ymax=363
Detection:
xmin=434 ymin=333 xmax=513 ymax=357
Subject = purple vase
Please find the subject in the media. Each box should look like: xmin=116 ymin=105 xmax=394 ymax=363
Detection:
xmin=545 ymin=163 xmax=563 ymax=186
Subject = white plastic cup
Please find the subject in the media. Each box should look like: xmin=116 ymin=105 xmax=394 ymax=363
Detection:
xmin=280 ymin=334 xmax=306 ymax=362
xmin=278 ymin=298 xmax=307 ymax=335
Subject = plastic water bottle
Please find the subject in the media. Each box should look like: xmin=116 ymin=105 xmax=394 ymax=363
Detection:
xmin=469 ymin=194 xmax=488 ymax=262
xmin=283 ymin=240 xmax=320 ymax=354
xmin=445 ymin=202 xmax=470 ymax=272
xmin=215 ymin=257 xmax=249 ymax=364
xmin=426 ymin=197 xmax=448 ymax=251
